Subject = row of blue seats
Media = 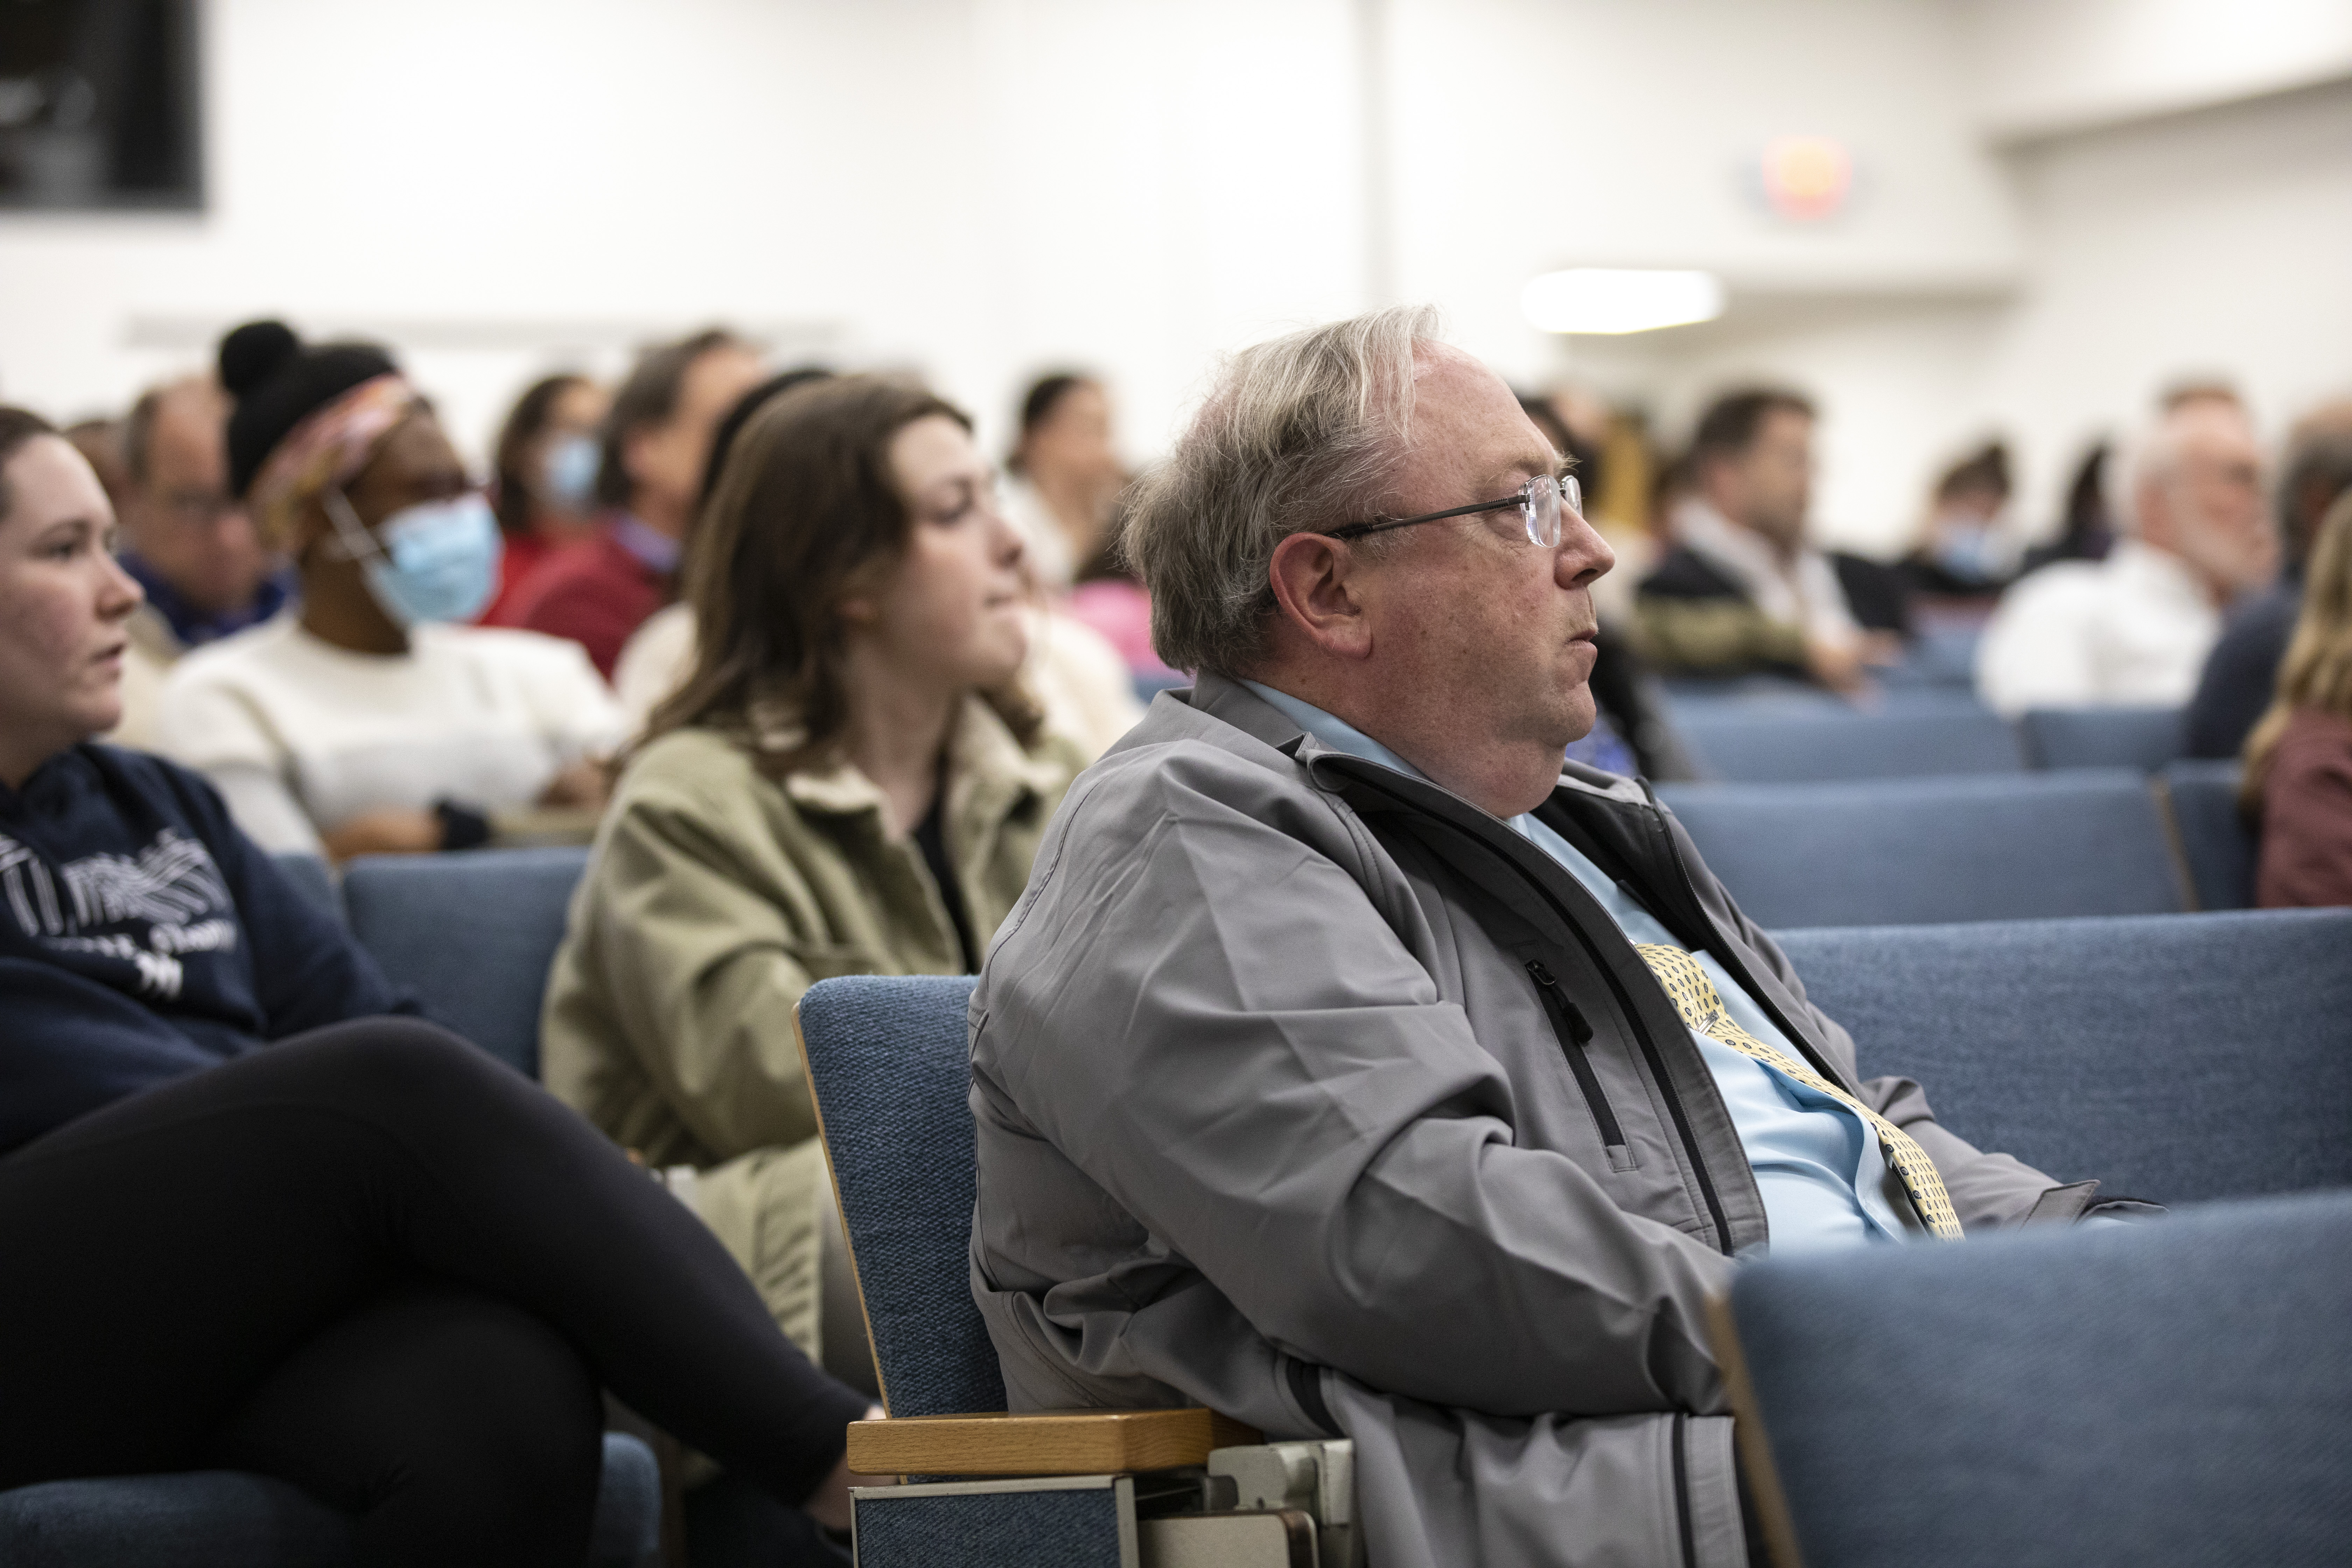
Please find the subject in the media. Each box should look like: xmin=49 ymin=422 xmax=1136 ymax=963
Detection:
xmin=52 ymin=838 xmax=2326 ymax=1564
xmin=798 ymin=903 xmax=2352 ymax=1563
xmin=1668 ymin=692 xmax=2194 ymax=783
xmin=285 ymin=758 xmax=2257 ymax=1097
xmin=1661 ymin=759 xmax=2255 ymax=928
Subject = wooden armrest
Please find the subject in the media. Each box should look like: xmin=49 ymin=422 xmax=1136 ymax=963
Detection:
xmin=846 ymin=1407 xmax=1262 ymax=1477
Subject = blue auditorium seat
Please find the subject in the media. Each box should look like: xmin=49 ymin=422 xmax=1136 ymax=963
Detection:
xmin=1778 ymin=909 xmax=2352 ymax=1204
xmin=2158 ymin=757 xmax=2258 ymax=909
xmin=2017 ymin=704 xmax=2186 ymax=770
xmin=268 ymin=852 xmax=343 ymax=923
xmin=1658 ymin=770 xmax=2185 ymax=927
xmin=796 ymin=974 xmax=1002 ymax=1417
xmin=0 ymin=1432 xmax=662 ymax=1568
xmin=1674 ymin=701 xmax=2022 ymax=782
xmin=1726 ymin=1188 xmax=2352 ymax=1568
xmin=342 ymin=846 xmax=592 ymax=1077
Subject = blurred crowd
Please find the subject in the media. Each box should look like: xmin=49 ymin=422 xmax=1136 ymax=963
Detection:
xmin=4 ymin=304 xmax=2350 ymax=1564
xmin=29 ymin=320 xmax=2352 ymax=909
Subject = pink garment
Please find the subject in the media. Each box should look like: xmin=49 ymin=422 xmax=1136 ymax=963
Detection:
xmin=1066 ymin=580 xmax=1175 ymax=678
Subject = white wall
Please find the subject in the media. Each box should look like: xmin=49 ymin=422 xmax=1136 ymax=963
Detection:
xmin=0 ymin=0 xmax=2345 ymax=565
xmin=1968 ymin=0 xmax=2352 ymax=142
xmin=0 ymin=0 xmax=1370 ymax=465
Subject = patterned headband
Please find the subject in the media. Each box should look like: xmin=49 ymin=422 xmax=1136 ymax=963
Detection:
xmin=246 ymin=372 xmax=419 ymax=548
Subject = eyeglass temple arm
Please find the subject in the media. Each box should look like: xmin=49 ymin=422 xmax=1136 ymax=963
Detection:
xmin=1321 ymin=494 xmax=1520 ymax=541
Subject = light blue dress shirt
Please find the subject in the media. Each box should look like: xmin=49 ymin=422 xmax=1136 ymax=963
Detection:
xmin=1243 ymin=682 xmax=1914 ymax=1255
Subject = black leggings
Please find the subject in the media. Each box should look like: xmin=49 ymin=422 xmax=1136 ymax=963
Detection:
xmin=0 ymin=1018 xmax=871 ymax=1567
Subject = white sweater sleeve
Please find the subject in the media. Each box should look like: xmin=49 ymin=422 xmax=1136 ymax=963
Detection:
xmin=1975 ymin=567 xmax=2102 ymax=718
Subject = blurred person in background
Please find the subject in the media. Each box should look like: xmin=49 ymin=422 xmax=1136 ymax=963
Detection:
xmin=106 ymin=376 xmax=292 ymax=748
xmin=1977 ymin=395 xmax=2276 ymax=716
xmin=1002 ymin=371 xmax=1126 ymax=592
xmin=1902 ymin=440 xmax=2023 ymax=600
xmin=2021 ymin=442 xmax=2117 ymax=575
xmin=0 ymin=406 xmax=884 ymax=1561
xmin=158 ymin=322 xmax=624 ymax=861
xmin=1518 ymin=392 xmax=1692 ymax=779
xmin=480 ymin=372 xmax=609 ymax=625
xmin=541 ymin=376 xmax=1085 ymax=1379
xmin=2241 ymin=490 xmax=2352 ymax=908
xmin=1004 ymin=372 xmax=1168 ymax=706
xmin=2187 ymin=400 xmax=2352 ymax=757
xmin=609 ymin=365 xmax=834 ymax=734
xmin=502 ymin=329 xmax=766 ymax=678
xmin=62 ymin=416 xmax=128 ymax=504
xmin=1635 ymin=387 xmax=1893 ymax=692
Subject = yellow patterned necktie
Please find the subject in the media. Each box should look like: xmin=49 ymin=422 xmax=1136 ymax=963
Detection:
xmin=1634 ymin=944 xmax=1964 ymax=1241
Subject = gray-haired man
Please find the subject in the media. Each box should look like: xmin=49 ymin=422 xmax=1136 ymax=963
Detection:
xmin=967 ymin=308 xmax=2140 ymax=1568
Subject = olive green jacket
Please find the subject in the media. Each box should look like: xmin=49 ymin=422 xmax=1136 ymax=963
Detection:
xmin=541 ymin=702 xmax=1082 ymax=1355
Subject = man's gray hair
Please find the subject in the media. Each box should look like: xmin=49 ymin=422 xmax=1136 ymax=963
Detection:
xmin=2106 ymin=414 xmax=2188 ymax=539
xmin=1124 ymin=304 xmax=1443 ymax=675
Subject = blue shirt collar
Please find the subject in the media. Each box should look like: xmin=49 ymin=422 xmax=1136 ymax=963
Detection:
xmin=1239 ymin=679 xmax=1552 ymax=838
xmin=119 ymin=552 xmax=294 ymax=650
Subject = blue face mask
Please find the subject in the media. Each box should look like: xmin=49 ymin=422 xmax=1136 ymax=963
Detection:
xmin=541 ymin=432 xmax=600 ymax=512
xmin=323 ymin=488 xmax=504 ymax=628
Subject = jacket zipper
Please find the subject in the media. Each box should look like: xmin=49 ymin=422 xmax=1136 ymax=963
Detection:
xmin=1525 ymin=959 xmax=1630 ymax=1154
xmin=1316 ymin=763 xmax=1740 ymax=1254
xmin=1445 ymin=819 xmax=1736 ymax=1251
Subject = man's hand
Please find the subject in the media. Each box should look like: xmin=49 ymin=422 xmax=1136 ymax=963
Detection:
xmin=320 ymin=807 xmax=444 ymax=863
xmin=536 ymin=758 xmax=610 ymax=811
xmin=1803 ymin=634 xmax=1869 ymax=695
xmin=1857 ymin=630 xmax=1907 ymax=668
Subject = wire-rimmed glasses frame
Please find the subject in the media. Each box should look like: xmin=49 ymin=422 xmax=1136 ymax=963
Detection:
xmin=1317 ymin=471 xmax=1583 ymax=551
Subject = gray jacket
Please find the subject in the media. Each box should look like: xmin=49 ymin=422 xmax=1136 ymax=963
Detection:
xmin=969 ymin=675 xmax=2097 ymax=1567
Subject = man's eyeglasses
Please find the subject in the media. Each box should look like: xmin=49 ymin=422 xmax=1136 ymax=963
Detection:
xmin=1319 ymin=472 xmax=1583 ymax=551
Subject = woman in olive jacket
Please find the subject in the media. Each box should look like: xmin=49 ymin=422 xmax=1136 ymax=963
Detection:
xmin=540 ymin=377 xmax=1086 ymax=1384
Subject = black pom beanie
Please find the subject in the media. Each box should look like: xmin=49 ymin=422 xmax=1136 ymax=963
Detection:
xmin=219 ymin=320 xmax=400 ymax=498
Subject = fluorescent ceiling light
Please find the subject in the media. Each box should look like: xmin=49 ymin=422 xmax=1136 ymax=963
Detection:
xmin=1521 ymin=269 xmax=1726 ymax=335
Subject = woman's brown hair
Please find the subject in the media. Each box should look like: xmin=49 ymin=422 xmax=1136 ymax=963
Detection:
xmin=641 ymin=374 xmax=1042 ymax=776
xmin=2243 ymin=490 xmax=2352 ymax=810
xmin=0 ymin=407 xmax=61 ymax=527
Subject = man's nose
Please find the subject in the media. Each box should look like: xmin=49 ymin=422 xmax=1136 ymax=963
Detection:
xmin=1558 ymin=516 xmax=1616 ymax=585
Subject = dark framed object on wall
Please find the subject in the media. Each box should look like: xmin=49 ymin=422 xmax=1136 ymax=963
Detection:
xmin=1 ymin=0 xmax=202 ymax=212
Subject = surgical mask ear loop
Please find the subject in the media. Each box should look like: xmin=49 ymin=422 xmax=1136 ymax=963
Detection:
xmin=317 ymin=486 xmax=386 ymax=566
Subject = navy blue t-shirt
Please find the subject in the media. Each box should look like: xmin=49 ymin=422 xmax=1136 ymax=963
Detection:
xmin=0 ymin=744 xmax=414 ymax=1156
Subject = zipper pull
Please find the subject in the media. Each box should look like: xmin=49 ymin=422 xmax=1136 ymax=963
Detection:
xmin=1525 ymin=959 xmax=1594 ymax=1044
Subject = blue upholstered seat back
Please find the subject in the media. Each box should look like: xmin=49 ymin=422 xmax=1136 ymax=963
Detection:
xmin=2017 ymin=704 xmax=2186 ymax=770
xmin=343 ymin=847 xmax=591 ymax=1077
xmin=1778 ymin=909 xmax=2352 ymax=1204
xmin=798 ymin=974 xmax=1005 ymax=1418
xmin=269 ymin=852 xmax=344 ymax=924
xmin=1731 ymin=1187 xmax=2352 ymax=1568
xmin=1676 ymin=703 xmax=2024 ymax=783
xmin=1659 ymin=770 xmax=2185 ymax=927
xmin=2160 ymin=758 xmax=2257 ymax=910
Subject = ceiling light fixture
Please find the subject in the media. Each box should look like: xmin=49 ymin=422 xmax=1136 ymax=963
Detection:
xmin=1520 ymin=268 xmax=1726 ymax=335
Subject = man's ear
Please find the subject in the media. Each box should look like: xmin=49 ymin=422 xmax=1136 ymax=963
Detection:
xmin=1267 ymin=531 xmax=1376 ymax=660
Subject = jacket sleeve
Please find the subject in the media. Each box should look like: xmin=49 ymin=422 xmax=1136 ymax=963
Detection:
xmin=1974 ymin=570 xmax=2099 ymax=718
xmin=569 ymin=776 xmax=824 ymax=1161
xmin=978 ymin=758 xmax=1736 ymax=1422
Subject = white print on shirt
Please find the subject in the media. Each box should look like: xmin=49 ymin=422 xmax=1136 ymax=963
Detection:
xmin=0 ymin=828 xmax=238 ymax=999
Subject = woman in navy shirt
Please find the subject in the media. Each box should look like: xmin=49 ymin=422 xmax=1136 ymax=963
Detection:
xmin=0 ymin=406 xmax=875 ymax=1564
